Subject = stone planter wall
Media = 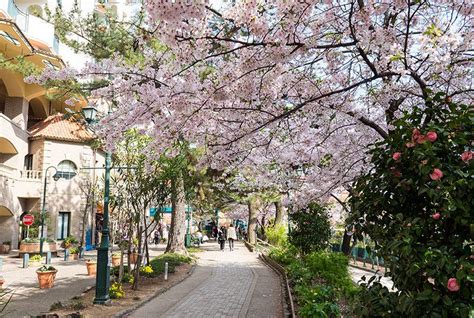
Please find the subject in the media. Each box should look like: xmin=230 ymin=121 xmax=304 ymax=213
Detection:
xmin=19 ymin=242 xmax=58 ymax=256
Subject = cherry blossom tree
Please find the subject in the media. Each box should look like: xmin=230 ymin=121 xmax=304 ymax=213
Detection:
xmin=32 ymin=0 xmax=473 ymax=206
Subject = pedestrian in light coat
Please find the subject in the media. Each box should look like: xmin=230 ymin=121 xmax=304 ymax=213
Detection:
xmin=227 ymin=223 xmax=237 ymax=251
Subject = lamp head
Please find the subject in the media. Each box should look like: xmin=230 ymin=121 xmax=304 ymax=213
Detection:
xmin=53 ymin=173 xmax=61 ymax=181
xmin=82 ymin=106 xmax=98 ymax=124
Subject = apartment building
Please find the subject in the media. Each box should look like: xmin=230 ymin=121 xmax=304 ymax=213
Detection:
xmin=0 ymin=0 xmax=147 ymax=250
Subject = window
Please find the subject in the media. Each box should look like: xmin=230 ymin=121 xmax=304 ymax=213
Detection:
xmin=0 ymin=30 xmax=20 ymax=46
xmin=24 ymin=154 xmax=33 ymax=170
xmin=57 ymin=160 xmax=77 ymax=180
xmin=56 ymin=212 xmax=70 ymax=240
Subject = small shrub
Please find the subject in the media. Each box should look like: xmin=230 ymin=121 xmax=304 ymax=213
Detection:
xmin=266 ymin=223 xmax=287 ymax=247
xmin=122 ymin=273 xmax=134 ymax=284
xmin=139 ymin=265 xmax=154 ymax=277
xmin=29 ymin=254 xmax=42 ymax=262
xmin=71 ymin=301 xmax=86 ymax=310
xmin=50 ymin=301 xmax=63 ymax=311
xmin=289 ymin=202 xmax=331 ymax=254
xmin=69 ymin=247 xmax=79 ymax=255
xmin=109 ymin=282 xmax=124 ymax=299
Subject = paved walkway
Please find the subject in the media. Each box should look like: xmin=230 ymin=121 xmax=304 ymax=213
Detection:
xmin=129 ymin=241 xmax=284 ymax=318
xmin=1 ymin=245 xmax=165 ymax=317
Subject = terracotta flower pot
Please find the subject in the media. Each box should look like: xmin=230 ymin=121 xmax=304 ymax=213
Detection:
xmin=112 ymin=255 xmax=121 ymax=267
xmin=129 ymin=252 xmax=138 ymax=264
xmin=85 ymin=261 xmax=97 ymax=276
xmin=36 ymin=270 xmax=57 ymax=289
xmin=71 ymin=254 xmax=79 ymax=260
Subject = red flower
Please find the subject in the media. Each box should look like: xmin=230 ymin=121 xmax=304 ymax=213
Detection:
xmin=416 ymin=135 xmax=427 ymax=144
xmin=447 ymin=278 xmax=460 ymax=292
xmin=392 ymin=152 xmax=401 ymax=161
xmin=412 ymin=128 xmax=421 ymax=142
xmin=432 ymin=213 xmax=441 ymax=220
xmin=426 ymin=131 xmax=437 ymax=142
xmin=429 ymin=168 xmax=443 ymax=181
xmin=461 ymin=151 xmax=473 ymax=163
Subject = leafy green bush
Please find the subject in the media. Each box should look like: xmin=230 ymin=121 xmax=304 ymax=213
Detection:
xmin=69 ymin=247 xmax=79 ymax=254
xmin=349 ymin=94 xmax=473 ymax=317
xmin=289 ymin=202 xmax=331 ymax=254
xmin=139 ymin=265 xmax=154 ymax=277
xmin=269 ymin=246 xmax=357 ymax=317
xmin=109 ymin=282 xmax=124 ymax=299
xmin=149 ymin=253 xmax=192 ymax=277
xmin=266 ymin=223 xmax=287 ymax=247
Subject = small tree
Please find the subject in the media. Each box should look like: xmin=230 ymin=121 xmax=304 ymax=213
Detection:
xmin=349 ymin=93 xmax=473 ymax=317
xmin=289 ymin=202 xmax=331 ymax=254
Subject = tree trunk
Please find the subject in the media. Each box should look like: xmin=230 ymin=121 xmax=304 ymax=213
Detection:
xmin=165 ymin=175 xmax=188 ymax=255
xmin=247 ymin=199 xmax=258 ymax=245
xmin=274 ymin=200 xmax=285 ymax=226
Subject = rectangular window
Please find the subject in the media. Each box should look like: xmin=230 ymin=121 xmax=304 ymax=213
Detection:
xmin=24 ymin=154 xmax=33 ymax=170
xmin=56 ymin=212 xmax=70 ymax=240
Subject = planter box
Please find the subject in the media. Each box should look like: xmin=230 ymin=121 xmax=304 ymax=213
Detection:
xmin=19 ymin=242 xmax=57 ymax=256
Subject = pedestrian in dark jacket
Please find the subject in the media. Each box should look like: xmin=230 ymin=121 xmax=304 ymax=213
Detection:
xmin=217 ymin=228 xmax=226 ymax=251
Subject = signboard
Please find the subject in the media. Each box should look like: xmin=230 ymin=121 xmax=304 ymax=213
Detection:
xmin=23 ymin=214 xmax=34 ymax=226
xmin=149 ymin=206 xmax=193 ymax=217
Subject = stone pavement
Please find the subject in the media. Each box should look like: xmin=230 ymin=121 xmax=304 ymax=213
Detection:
xmin=349 ymin=266 xmax=394 ymax=290
xmin=0 ymin=244 xmax=166 ymax=317
xmin=128 ymin=241 xmax=284 ymax=318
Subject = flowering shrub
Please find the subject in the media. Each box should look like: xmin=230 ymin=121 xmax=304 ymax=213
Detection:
xmin=109 ymin=282 xmax=124 ymax=299
xmin=349 ymin=93 xmax=473 ymax=316
xmin=139 ymin=265 xmax=154 ymax=277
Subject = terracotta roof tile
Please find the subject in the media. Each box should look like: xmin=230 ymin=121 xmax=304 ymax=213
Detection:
xmin=28 ymin=38 xmax=52 ymax=53
xmin=28 ymin=113 xmax=95 ymax=142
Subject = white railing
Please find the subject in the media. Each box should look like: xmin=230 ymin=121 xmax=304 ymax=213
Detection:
xmin=0 ymin=164 xmax=42 ymax=181
xmin=19 ymin=169 xmax=42 ymax=180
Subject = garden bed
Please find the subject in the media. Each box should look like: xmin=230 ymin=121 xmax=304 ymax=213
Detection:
xmin=48 ymin=261 xmax=194 ymax=317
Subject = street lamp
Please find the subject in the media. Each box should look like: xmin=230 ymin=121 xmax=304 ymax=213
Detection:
xmin=40 ymin=166 xmax=67 ymax=256
xmin=185 ymin=207 xmax=192 ymax=248
xmin=82 ymin=106 xmax=112 ymax=305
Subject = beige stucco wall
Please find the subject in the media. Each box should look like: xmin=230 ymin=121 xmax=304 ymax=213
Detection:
xmin=41 ymin=140 xmax=105 ymax=241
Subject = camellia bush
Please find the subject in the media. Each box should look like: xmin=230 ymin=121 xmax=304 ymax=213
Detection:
xmin=349 ymin=93 xmax=473 ymax=317
xmin=289 ymin=202 xmax=331 ymax=254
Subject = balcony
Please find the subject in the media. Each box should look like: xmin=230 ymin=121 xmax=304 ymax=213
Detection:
xmin=0 ymin=163 xmax=42 ymax=198
xmin=2 ymin=0 xmax=57 ymax=53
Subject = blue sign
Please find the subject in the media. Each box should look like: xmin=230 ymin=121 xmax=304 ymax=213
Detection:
xmin=150 ymin=206 xmax=192 ymax=216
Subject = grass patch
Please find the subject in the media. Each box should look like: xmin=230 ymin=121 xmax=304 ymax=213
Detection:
xmin=187 ymin=247 xmax=203 ymax=254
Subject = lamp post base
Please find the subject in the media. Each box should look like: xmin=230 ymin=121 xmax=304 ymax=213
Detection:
xmin=93 ymin=245 xmax=110 ymax=305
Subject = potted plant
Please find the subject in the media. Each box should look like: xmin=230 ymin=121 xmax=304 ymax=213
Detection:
xmin=85 ymin=259 xmax=97 ymax=276
xmin=36 ymin=265 xmax=57 ymax=289
xmin=29 ymin=254 xmax=42 ymax=266
xmin=62 ymin=236 xmax=78 ymax=249
xmin=111 ymin=252 xmax=121 ymax=266
xmin=0 ymin=275 xmax=4 ymax=289
xmin=69 ymin=247 xmax=79 ymax=260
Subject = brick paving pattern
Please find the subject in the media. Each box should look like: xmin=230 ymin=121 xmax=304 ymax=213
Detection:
xmin=129 ymin=241 xmax=284 ymax=318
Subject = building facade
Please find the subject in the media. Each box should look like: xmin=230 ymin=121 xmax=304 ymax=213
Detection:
xmin=0 ymin=0 xmax=115 ymax=250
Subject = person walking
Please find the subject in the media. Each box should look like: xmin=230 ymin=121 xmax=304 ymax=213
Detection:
xmin=227 ymin=223 xmax=237 ymax=251
xmin=217 ymin=228 xmax=226 ymax=251
xmin=154 ymin=229 xmax=161 ymax=245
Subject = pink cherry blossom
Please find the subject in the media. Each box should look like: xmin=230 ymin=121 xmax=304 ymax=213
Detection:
xmin=392 ymin=152 xmax=401 ymax=161
xmin=461 ymin=151 xmax=473 ymax=162
xmin=447 ymin=278 xmax=460 ymax=292
xmin=430 ymin=168 xmax=444 ymax=181
xmin=426 ymin=131 xmax=437 ymax=142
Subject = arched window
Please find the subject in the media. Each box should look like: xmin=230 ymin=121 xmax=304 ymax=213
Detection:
xmin=57 ymin=160 xmax=77 ymax=180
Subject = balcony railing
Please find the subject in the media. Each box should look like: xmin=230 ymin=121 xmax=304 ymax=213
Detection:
xmin=0 ymin=163 xmax=42 ymax=181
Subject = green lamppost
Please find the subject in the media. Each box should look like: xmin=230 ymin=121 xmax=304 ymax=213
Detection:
xmin=185 ymin=208 xmax=191 ymax=248
xmin=39 ymin=166 xmax=62 ymax=256
xmin=82 ymin=106 xmax=111 ymax=304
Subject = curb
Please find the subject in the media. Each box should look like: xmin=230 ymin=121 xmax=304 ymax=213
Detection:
xmin=349 ymin=264 xmax=384 ymax=274
xmin=114 ymin=263 xmax=197 ymax=318
xmin=258 ymin=254 xmax=296 ymax=318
